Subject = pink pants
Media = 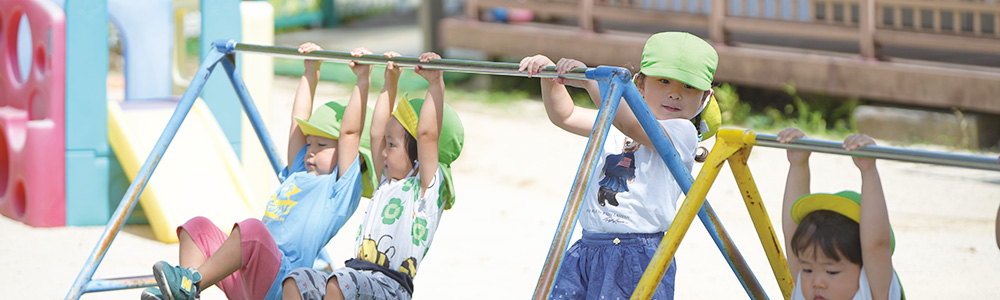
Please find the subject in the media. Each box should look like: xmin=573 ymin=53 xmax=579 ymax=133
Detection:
xmin=178 ymin=217 xmax=281 ymax=300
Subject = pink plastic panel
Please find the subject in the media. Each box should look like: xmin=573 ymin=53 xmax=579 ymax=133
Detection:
xmin=0 ymin=0 xmax=66 ymax=227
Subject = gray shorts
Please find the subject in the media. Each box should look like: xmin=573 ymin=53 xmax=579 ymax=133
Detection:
xmin=285 ymin=267 xmax=411 ymax=300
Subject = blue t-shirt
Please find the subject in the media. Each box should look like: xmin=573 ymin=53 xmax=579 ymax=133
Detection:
xmin=261 ymin=146 xmax=363 ymax=299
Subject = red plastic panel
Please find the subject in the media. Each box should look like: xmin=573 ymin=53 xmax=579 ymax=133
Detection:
xmin=0 ymin=0 xmax=66 ymax=227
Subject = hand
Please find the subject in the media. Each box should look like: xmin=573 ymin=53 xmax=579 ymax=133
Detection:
xmin=383 ymin=51 xmax=402 ymax=84
xmin=348 ymin=47 xmax=374 ymax=78
xmin=844 ymin=133 xmax=877 ymax=172
xmin=518 ymin=54 xmax=555 ymax=79
xmin=298 ymin=42 xmax=324 ymax=72
xmin=414 ymin=52 xmax=443 ymax=82
xmin=553 ymin=58 xmax=591 ymax=88
xmin=777 ymin=127 xmax=810 ymax=165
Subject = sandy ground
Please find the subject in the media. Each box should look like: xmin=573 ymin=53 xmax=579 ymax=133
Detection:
xmin=3 ymin=72 xmax=999 ymax=299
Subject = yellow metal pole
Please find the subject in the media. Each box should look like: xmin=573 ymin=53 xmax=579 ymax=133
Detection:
xmin=630 ymin=130 xmax=745 ymax=299
xmin=725 ymin=130 xmax=794 ymax=299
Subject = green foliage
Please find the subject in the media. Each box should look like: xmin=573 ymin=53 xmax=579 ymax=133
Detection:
xmin=713 ymin=82 xmax=860 ymax=137
xmin=713 ymin=83 xmax=751 ymax=124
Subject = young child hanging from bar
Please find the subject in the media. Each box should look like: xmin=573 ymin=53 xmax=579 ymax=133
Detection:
xmin=518 ymin=32 xmax=722 ymax=299
xmin=280 ymin=49 xmax=465 ymax=299
xmin=778 ymin=128 xmax=904 ymax=300
xmin=140 ymin=43 xmax=378 ymax=300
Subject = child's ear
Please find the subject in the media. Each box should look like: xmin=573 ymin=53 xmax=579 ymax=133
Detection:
xmin=703 ymin=89 xmax=714 ymax=104
xmin=633 ymin=73 xmax=644 ymax=93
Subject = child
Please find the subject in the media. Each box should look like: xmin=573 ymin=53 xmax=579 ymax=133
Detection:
xmin=140 ymin=43 xmax=376 ymax=300
xmin=518 ymin=32 xmax=721 ymax=299
xmin=778 ymin=128 xmax=903 ymax=300
xmin=281 ymin=51 xmax=464 ymax=300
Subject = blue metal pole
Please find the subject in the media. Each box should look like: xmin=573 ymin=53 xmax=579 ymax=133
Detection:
xmin=83 ymin=276 xmax=157 ymax=293
xmin=65 ymin=48 xmax=229 ymax=300
xmin=620 ymin=82 xmax=768 ymax=299
xmin=531 ymin=66 xmax=628 ymax=300
xmin=215 ymin=40 xmax=284 ymax=176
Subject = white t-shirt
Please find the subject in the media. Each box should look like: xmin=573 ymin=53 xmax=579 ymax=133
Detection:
xmin=352 ymin=168 xmax=445 ymax=279
xmin=578 ymin=119 xmax=698 ymax=234
xmin=792 ymin=267 xmax=903 ymax=300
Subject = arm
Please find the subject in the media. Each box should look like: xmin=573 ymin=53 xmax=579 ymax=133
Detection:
xmin=337 ymin=47 xmax=374 ymax=178
xmin=550 ymin=58 xmax=710 ymax=148
xmin=518 ymin=55 xmax=598 ymax=137
xmin=370 ymin=51 xmax=403 ymax=182
xmin=847 ymin=134 xmax=893 ymax=300
xmin=778 ymin=127 xmax=810 ymax=276
xmin=414 ymin=52 xmax=444 ymax=197
xmin=288 ymin=42 xmax=324 ymax=166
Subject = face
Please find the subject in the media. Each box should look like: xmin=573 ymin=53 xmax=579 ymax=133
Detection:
xmin=797 ymin=246 xmax=862 ymax=300
xmin=638 ymin=75 xmax=708 ymax=120
xmin=382 ymin=118 xmax=415 ymax=180
xmin=304 ymin=135 xmax=338 ymax=175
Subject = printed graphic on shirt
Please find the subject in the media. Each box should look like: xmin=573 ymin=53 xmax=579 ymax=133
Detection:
xmin=358 ymin=234 xmax=396 ymax=268
xmin=264 ymin=184 xmax=301 ymax=221
xmin=411 ymin=217 xmax=428 ymax=245
xmin=382 ymin=198 xmax=403 ymax=225
xmin=401 ymin=179 xmax=418 ymax=197
xmin=399 ymin=257 xmax=418 ymax=278
xmin=597 ymin=138 xmax=640 ymax=207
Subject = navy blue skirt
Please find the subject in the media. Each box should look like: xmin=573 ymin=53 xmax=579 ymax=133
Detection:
xmin=550 ymin=231 xmax=677 ymax=300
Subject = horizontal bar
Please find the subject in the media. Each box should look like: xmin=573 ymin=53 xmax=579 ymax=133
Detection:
xmin=754 ymin=133 xmax=1000 ymax=171
xmin=220 ymin=40 xmax=590 ymax=80
xmin=84 ymin=275 xmax=156 ymax=293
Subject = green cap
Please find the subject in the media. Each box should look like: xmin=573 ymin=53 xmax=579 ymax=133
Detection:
xmin=391 ymin=97 xmax=465 ymax=210
xmin=792 ymin=191 xmax=896 ymax=254
xmin=295 ymin=99 xmax=378 ymax=198
xmin=640 ymin=32 xmax=718 ymax=92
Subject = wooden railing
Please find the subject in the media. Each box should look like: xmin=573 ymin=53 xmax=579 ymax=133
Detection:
xmin=466 ymin=0 xmax=1000 ymax=59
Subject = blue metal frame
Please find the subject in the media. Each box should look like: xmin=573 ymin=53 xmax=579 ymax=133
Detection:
xmin=66 ymin=40 xmax=765 ymax=300
xmin=531 ymin=66 xmax=628 ymax=298
xmin=65 ymin=43 xmax=282 ymax=300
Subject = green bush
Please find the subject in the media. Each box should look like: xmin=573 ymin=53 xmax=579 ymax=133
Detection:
xmin=713 ymin=82 xmax=860 ymax=138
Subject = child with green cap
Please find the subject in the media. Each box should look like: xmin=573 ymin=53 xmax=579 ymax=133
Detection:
xmin=519 ymin=31 xmax=721 ymax=299
xmin=140 ymin=43 xmax=377 ymax=300
xmin=281 ymin=51 xmax=464 ymax=300
xmin=778 ymin=127 xmax=903 ymax=300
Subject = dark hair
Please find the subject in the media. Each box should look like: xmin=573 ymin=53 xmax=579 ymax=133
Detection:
xmin=791 ymin=210 xmax=863 ymax=266
xmin=404 ymin=133 xmax=419 ymax=165
xmin=634 ymin=72 xmax=646 ymax=88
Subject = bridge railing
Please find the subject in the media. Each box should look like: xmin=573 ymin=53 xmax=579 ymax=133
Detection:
xmin=465 ymin=0 xmax=1000 ymax=58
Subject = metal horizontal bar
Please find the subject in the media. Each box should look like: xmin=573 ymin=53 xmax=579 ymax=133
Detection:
xmin=84 ymin=275 xmax=156 ymax=293
xmin=224 ymin=40 xmax=590 ymax=80
xmin=755 ymin=133 xmax=1000 ymax=171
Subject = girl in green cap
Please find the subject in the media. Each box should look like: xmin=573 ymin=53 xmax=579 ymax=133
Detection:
xmin=778 ymin=128 xmax=902 ymax=300
xmin=141 ymin=43 xmax=375 ymax=300
xmin=282 ymin=50 xmax=464 ymax=300
xmin=519 ymin=31 xmax=719 ymax=299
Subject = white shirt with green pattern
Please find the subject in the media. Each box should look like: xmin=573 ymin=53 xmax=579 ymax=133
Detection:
xmin=352 ymin=168 xmax=445 ymax=279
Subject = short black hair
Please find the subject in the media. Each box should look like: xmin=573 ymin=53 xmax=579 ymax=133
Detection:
xmin=791 ymin=210 xmax=863 ymax=266
xmin=404 ymin=133 xmax=418 ymax=165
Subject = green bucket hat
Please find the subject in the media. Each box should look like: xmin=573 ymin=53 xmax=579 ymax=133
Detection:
xmin=295 ymin=99 xmax=378 ymax=198
xmin=792 ymin=191 xmax=896 ymax=254
xmin=640 ymin=32 xmax=718 ymax=92
xmin=390 ymin=96 xmax=464 ymax=210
